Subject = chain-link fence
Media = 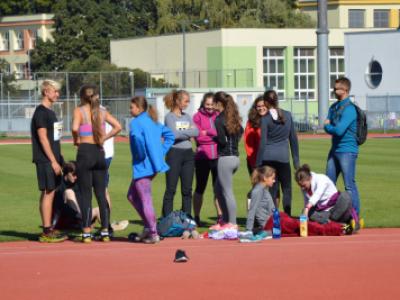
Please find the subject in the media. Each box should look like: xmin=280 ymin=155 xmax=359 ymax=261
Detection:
xmin=1 ymin=70 xmax=400 ymax=135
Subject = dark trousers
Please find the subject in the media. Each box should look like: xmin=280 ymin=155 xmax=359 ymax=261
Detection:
xmin=309 ymin=191 xmax=353 ymax=224
xmin=76 ymin=143 xmax=109 ymax=229
xmin=162 ymin=148 xmax=194 ymax=217
xmin=194 ymin=159 xmax=218 ymax=195
xmin=262 ymin=160 xmax=292 ymax=216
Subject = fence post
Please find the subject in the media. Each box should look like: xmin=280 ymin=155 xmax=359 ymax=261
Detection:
xmin=129 ymin=71 xmax=134 ymax=97
xmin=99 ymin=72 xmax=103 ymax=105
xmin=7 ymin=92 xmax=11 ymax=131
xmin=66 ymin=72 xmax=70 ymax=132
xmin=305 ymin=96 xmax=309 ymax=124
xmin=0 ymin=73 xmax=3 ymax=120
xmin=290 ymin=97 xmax=293 ymax=114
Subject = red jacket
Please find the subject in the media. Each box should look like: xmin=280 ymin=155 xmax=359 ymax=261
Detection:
xmin=193 ymin=108 xmax=219 ymax=160
xmin=244 ymin=121 xmax=261 ymax=168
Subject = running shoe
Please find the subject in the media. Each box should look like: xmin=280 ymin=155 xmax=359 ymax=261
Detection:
xmin=209 ymin=223 xmax=223 ymax=231
xmin=129 ymin=228 xmax=150 ymax=242
xmin=238 ymin=231 xmax=254 ymax=239
xmin=342 ymin=223 xmax=353 ymax=235
xmin=220 ymin=223 xmax=238 ymax=230
xmin=81 ymin=233 xmax=92 ymax=243
xmin=174 ymin=249 xmax=189 ymax=263
xmin=239 ymin=230 xmax=271 ymax=243
xmin=181 ymin=230 xmax=191 ymax=239
xmin=142 ymin=234 xmax=160 ymax=244
xmin=100 ymin=230 xmax=110 ymax=242
xmin=38 ymin=230 xmax=68 ymax=243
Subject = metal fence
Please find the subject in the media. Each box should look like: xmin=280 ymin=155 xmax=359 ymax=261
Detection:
xmin=366 ymin=94 xmax=400 ymax=132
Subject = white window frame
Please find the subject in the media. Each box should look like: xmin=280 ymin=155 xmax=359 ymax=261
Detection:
xmin=0 ymin=31 xmax=10 ymax=51
xmin=329 ymin=47 xmax=345 ymax=100
xmin=14 ymin=30 xmax=24 ymax=50
xmin=262 ymin=47 xmax=285 ymax=100
xmin=348 ymin=9 xmax=365 ymax=28
xmin=294 ymin=47 xmax=316 ymax=101
xmin=14 ymin=63 xmax=25 ymax=79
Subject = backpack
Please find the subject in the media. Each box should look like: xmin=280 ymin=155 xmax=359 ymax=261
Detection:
xmin=157 ymin=211 xmax=197 ymax=237
xmin=337 ymin=101 xmax=368 ymax=145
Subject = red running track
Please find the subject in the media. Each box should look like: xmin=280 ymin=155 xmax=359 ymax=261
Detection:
xmin=1 ymin=229 xmax=400 ymax=300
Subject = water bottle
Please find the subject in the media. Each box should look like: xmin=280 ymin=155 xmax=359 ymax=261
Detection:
xmin=272 ymin=208 xmax=281 ymax=239
xmin=299 ymin=215 xmax=308 ymax=237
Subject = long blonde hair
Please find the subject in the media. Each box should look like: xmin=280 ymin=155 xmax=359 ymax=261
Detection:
xmin=79 ymin=84 xmax=103 ymax=145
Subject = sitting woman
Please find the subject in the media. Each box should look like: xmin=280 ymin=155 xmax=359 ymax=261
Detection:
xmin=295 ymin=164 xmax=355 ymax=225
xmin=52 ymin=161 xmax=128 ymax=232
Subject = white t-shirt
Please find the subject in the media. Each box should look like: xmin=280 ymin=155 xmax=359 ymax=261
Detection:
xmin=103 ymin=122 xmax=114 ymax=159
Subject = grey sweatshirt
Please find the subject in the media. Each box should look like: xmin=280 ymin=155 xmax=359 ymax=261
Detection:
xmin=164 ymin=111 xmax=199 ymax=149
xmin=246 ymin=183 xmax=275 ymax=231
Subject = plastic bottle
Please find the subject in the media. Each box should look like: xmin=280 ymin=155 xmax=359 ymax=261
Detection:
xmin=300 ymin=214 xmax=308 ymax=237
xmin=272 ymin=208 xmax=281 ymax=239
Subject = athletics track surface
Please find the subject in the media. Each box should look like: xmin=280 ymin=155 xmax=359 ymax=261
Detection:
xmin=1 ymin=228 xmax=399 ymax=300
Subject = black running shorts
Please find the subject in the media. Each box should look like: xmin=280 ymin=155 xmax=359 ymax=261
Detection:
xmin=35 ymin=162 xmax=61 ymax=191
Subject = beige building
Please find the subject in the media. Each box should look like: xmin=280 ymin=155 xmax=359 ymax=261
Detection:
xmin=0 ymin=14 xmax=54 ymax=82
xmin=111 ymin=27 xmax=384 ymax=111
xmin=297 ymin=0 xmax=400 ymax=28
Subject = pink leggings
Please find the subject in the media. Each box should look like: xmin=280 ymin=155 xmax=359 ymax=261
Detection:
xmin=127 ymin=177 xmax=157 ymax=236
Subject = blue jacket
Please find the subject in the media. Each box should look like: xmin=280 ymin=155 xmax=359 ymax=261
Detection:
xmin=129 ymin=112 xmax=175 ymax=179
xmin=324 ymin=97 xmax=358 ymax=154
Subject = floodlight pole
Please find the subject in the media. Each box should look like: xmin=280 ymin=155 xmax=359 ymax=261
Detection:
xmin=317 ymin=0 xmax=330 ymax=127
xmin=182 ymin=22 xmax=187 ymax=88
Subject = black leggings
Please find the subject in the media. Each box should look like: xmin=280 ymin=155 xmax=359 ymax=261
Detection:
xmin=76 ymin=143 xmax=109 ymax=229
xmin=194 ymin=159 xmax=218 ymax=195
xmin=262 ymin=160 xmax=292 ymax=216
xmin=162 ymin=148 xmax=194 ymax=217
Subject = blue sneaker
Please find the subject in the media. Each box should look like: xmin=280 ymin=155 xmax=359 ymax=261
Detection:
xmin=239 ymin=230 xmax=271 ymax=243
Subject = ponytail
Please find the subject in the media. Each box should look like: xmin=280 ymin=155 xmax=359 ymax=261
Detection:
xmin=251 ymin=166 xmax=275 ymax=186
xmin=147 ymin=104 xmax=158 ymax=122
xmin=131 ymin=96 xmax=158 ymax=122
xmin=79 ymin=84 xmax=103 ymax=145
xmin=264 ymin=90 xmax=285 ymax=124
xmin=164 ymin=90 xmax=189 ymax=111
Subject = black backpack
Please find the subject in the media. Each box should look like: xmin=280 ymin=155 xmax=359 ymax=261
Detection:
xmin=339 ymin=101 xmax=368 ymax=145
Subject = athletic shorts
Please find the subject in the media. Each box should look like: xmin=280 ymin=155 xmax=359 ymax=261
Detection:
xmin=35 ymin=162 xmax=61 ymax=191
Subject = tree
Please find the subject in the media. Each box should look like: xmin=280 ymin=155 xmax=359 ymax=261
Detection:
xmin=31 ymin=0 xmax=154 ymax=72
xmin=0 ymin=59 xmax=17 ymax=96
xmin=0 ymin=0 xmax=54 ymax=15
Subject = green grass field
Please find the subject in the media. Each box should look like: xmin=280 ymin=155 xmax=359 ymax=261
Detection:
xmin=1 ymin=138 xmax=399 ymax=241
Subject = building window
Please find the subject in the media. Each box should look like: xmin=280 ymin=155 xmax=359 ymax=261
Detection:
xmin=14 ymin=63 xmax=25 ymax=79
xmin=29 ymin=29 xmax=38 ymax=49
xmin=349 ymin=9 xmax=365 ymax=28
xmin=294 ymin=48 xmax=316 ymax=101
xmin=263 ymin=48 xmax=285 ymax=99
xmin=0 ymin=31 xmax=10 ymax=51
xmin=365 ymin=59 xmax=383 ymax=89
xmin=374 ymin=10 xmax=389 ymax=28
xmin=14 ymin=31 xmax=24 ymax=50
xmin=329 ymin=47 xmax=345 ymax=99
